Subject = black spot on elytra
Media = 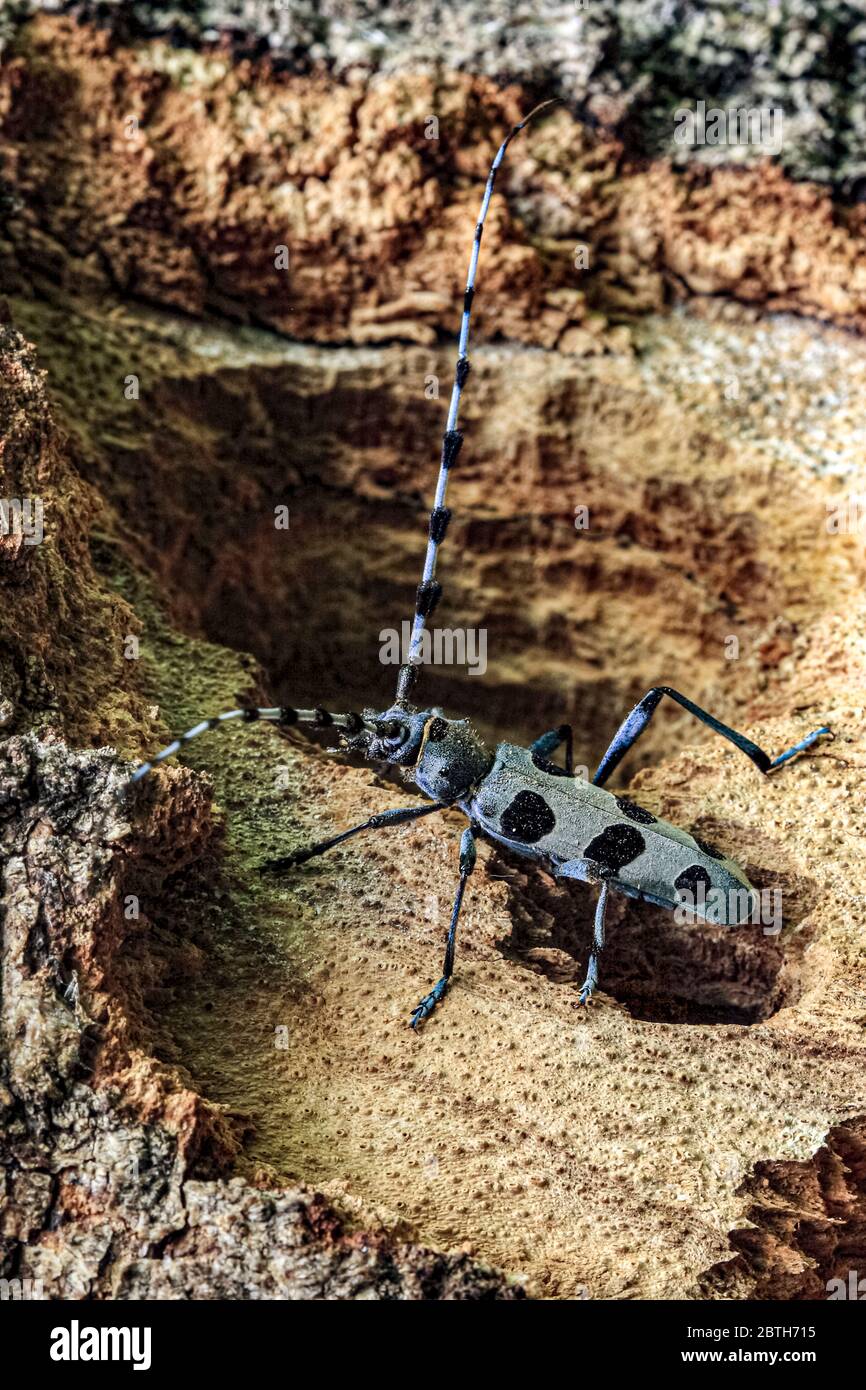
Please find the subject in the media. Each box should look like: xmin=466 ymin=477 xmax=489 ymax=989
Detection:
xmin=585 ymin=823 xmax=646 ymax=873
xmin=615 ymin=796 xmax=656 ymax=825
xmin=501 ymin=790 xmax=556 ymax=844
xmin=427 ymin=717 xmax=448 ymax=743
xmin=675 ymin=864 xmax=713 ymax=894
xmin=531 ymin=751 xmax=572 ymax=777
xmin=692 ymin=835 xmax=726 ymax=860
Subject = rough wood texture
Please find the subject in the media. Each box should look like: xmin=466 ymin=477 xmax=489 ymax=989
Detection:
xmin=2 ymin=7 xmax=866 ymax=1301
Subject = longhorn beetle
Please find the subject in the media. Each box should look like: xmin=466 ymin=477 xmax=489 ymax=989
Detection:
xmin=131 ymin=99 xmax=831 ymax=1026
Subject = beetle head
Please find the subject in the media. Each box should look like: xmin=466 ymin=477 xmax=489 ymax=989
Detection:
xmin=347 ymin=707 xmax=493 ymax=802
xmin=346 ymin=706 xmax=429 ymax=765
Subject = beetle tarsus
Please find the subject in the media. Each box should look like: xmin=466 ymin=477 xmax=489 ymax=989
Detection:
xmin=410 ymin=977 xmax=449 ymax=1028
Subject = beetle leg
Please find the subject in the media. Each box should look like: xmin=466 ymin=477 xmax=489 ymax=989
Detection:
xmin=556 ymin=859 xmax=614 ymax=1005
xmin=592 ymin=685 xmax=831 ymax=786
xmin=577 ymin=881 xmax=609 ymax=1007
xmin=260 ymin=801 xmax=445 ymax=873
xmin=411 ymin=826 xmax=477 ymax=1028
xmin=530 ymin=724 xmax=573 ymax=774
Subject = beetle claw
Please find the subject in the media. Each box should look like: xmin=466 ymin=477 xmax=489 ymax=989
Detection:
xmin=410 ymin=977 xmax=449 ymax=1028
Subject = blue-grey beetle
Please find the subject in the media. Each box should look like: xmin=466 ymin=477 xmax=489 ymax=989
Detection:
xmin=131 ymin=100 xmax=831 ymax=1027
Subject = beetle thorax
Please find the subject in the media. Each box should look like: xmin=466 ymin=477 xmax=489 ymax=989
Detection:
xmin=413 ymin=715 xmax=494 ymax=802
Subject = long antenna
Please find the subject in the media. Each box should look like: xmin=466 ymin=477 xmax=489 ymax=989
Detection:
xmin=394 ymin=98 xmax=562 ymax=708
xmin=129 ymin=704 xmax=365 ymax=783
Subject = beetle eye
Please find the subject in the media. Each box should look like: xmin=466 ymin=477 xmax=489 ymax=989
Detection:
xmin=377 ymin=719 xmax=407 ymax=743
